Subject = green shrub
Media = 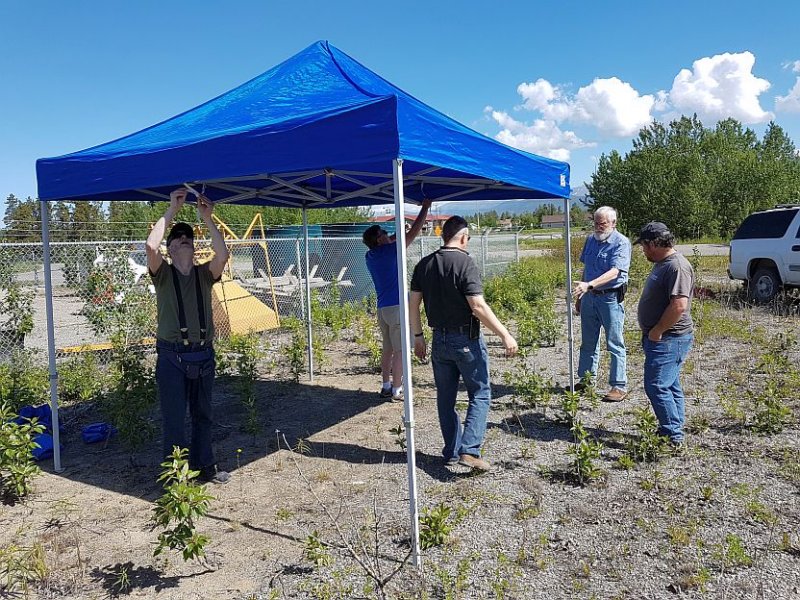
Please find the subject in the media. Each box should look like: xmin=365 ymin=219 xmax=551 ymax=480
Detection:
xmin=0 ymin=402 xmax=46 ymax=501
xmin=58 ymin=352 xmax=106 ymax=404
xmin=152 ymin=446 xmax=214 ymax=562
xmin=420 ymin=503 xmax=455 ymax=550
xmin=101 ymin=335 xmax=156 ymax=449
xmin=0 ymin=350 xmax=49 ymax=413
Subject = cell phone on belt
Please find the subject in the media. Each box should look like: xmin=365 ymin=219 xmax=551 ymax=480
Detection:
xmin=469 ymin=315 xmax=480 ymax=340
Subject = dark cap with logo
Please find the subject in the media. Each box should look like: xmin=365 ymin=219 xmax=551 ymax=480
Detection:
xmin=166 ymin=222 xmax=194 ymax=245
xmin=633 ymin=221 xmax=671 ymax=244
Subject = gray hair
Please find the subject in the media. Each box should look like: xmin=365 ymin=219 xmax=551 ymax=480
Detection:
xmin=593 ymin=206 xmax=617 ymax=223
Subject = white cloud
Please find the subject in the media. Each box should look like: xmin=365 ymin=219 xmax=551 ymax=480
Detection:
xmin=486 ymin=108 xmax=594 ymax=161
xmin=776 ymin=78 xmax=800 ymax=113
xmin=514 ymin=77 xmax=654 ymax=137
xmin=782 ymin=60 xmax=800 ymax=73
xmin=668 ymin=51 xmax=772 ymax=123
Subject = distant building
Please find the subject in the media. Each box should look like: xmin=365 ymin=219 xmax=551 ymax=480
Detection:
xmin=541 ymin=214 xmax=566 ymax=229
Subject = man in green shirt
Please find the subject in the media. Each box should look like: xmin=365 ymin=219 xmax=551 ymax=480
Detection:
xmin=146 ymin=188 xmax=230 ymax=484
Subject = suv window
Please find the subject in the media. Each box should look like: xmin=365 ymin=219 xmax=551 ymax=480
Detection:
xmin=733 ymin=209 xmax=799 ymax=240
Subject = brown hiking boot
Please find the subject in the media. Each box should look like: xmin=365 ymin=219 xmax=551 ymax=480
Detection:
xmin=458 ymin=454 xmax=491 ymax=471
xmin=602 ymin=388 xmax=628 ymax=403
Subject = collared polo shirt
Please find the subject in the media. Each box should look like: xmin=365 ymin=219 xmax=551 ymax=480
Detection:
xmin=579 ymin=229 xmax=631 ymax=290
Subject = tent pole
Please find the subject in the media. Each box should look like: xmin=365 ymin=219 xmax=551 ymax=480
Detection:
xmin=563 ymin=197 xmax=575 ymax=391
xmin=40 ymin=200 xmax=62 ymax=472
xmin=302 ymin=206 xmax=314 ymax=383
xmin=393 ymin=159 xmax=422 ymax=569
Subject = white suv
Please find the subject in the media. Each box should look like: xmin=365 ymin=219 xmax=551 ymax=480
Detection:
xmin=728 ymin=206 xmax=800 ymax=303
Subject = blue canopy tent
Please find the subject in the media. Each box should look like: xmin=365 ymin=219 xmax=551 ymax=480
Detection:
xmin=36 ymin=40 xmax=573 ymax=568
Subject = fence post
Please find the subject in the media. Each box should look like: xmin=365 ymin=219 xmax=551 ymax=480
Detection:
xmin=295 ymin=238 xmax=305 ymax=318
xmin=418 ymin=236 xmax=424 ymax=261
xmin=481 ymin=230 xmax=487 ymax=278
xmin=515 ymin=230 xmax=520 ymax=263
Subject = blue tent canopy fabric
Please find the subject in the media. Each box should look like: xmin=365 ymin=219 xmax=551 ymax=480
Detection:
xmin=37 ymin=41 xmax=569 ymax=204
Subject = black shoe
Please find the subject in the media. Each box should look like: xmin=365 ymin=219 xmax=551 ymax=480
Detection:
xmin=379 ymin=387 xmax=392 ymax=398
xmin=198 ymin=466 xmax=231 ymax=485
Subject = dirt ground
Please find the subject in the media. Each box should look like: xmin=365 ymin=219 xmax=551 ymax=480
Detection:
xmin=2 ymin=279 xmax=800 ymax=599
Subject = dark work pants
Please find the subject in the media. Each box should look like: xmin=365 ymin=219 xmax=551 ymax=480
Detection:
xmin=155 ymin=348 xmax=216 ymax=469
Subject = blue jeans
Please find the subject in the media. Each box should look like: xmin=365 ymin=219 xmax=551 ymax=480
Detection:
xmin=155 ymin=346 xmax=216 ymax=469
xmin=431 ymin=331 xmax=492 ymax=461
xmin=578 ymin=292 xmax=627 ymax=389
xmin=642 ymin=334 xmax=693 ymax=442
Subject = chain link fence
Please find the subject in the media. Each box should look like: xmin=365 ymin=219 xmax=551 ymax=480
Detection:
xmin=0 ymin=229 xmax=529 ymax=360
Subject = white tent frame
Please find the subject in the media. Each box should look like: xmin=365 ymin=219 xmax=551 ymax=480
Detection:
xmin=39 ymin=160 xmax=574 ymax=569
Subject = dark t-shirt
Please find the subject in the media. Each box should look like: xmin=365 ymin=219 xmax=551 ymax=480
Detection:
xmin=637 ymin=252 xmax=694 ymax=336
xmin=410 ymin=247 xmax=482 ymax=328
xmin=151 ymin=262 xmax=219 ymax=343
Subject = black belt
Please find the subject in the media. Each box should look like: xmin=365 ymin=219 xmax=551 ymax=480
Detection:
xmin=156 ymin=339 xmax=214 ymax=353
xmin=590 ymin=287 xmax=621 ymax=295
xmin=433 ymin=324 xmax=472 ymax=334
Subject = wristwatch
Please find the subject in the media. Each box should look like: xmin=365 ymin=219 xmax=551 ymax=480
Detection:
xmin=587 ymin=284 xmax=594 ymax=290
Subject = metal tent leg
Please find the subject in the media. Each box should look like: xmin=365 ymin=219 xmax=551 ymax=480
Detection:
xmin=564 ymin=197 xmax=576 ymax=391
xmin=302 ymin=207 xmax=314 ymax=383
xmin=393 ymin=159 xmax=422 ymax=569
xmin=40 ymin=200 xmax=63 ymax=472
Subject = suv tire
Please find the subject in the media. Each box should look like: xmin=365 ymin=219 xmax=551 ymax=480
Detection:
xmin=748 ymin=267 xmax=781 ymax=304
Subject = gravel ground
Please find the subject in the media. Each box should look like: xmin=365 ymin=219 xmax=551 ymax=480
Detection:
xmin=2 ymin=269 xmax=799 ymax=599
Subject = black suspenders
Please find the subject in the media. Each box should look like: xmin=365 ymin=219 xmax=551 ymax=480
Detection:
xmin=170 ymin=265 xmax=207 ymax=346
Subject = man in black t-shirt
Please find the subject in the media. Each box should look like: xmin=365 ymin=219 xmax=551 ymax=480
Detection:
xmin=410 ymin=216 xmax=518 ymax=472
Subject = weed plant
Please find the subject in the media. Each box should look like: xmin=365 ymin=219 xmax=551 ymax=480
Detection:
xmin=558 ymin=390 xmax=580 ymax=427
xmin=0 ymin=402 xmax=46 ymax=501
xmin=304 ymin=530 xmax=334 ymax=568
xmin=501 ymin=358 xmax=552 ymax=413
xmin=0 ymin=541 xmax=48 ymax=595
xmin=484 ymin=257 xmax=563 ymax=347
xmin=0 ymin=279 xmax=34 ymax=341
xmin=419 ymin=503 xmax=455 ymax=550
xmin=568 ymin=420 xmax=604 ymax=485
xmin=216 ymin=333 xmax=265 ymax=434
xmin=101 ymin=333 xmax=156 ymax=449
xmin=623 ymin=407 xmax=667 ymax=463
xmin=152 ymin=447 xmax=214 ymax=562
xmin=283 ymin=317 xmax=325 ymax=382
xmin=0 ymin=349 xmax=49 ymax=412
xmin=310 ymin=283 xmax=358 ymax=341
xmin=354 ymin=312 xmax=382 ymax=372
xmin=58 ymin=352 xmax=106 ymax=405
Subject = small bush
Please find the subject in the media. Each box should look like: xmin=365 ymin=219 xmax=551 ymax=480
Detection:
xmin=58 ymin=352 xmax=106 ymax=404
xmin=420 ymin=503 xmax=455 ymax=550
xmin=0 ymin=350 xmax=49 ymax=413
xmin=0 ymin=402 xmax=46 ymax=501
xmin=152 ymin=447 xmax=214 ymax=562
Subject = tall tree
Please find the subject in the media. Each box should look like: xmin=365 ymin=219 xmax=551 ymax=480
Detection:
xmin=587 ymin=116 xmax=800 ymax=239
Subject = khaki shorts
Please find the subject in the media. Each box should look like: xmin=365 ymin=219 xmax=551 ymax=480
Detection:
xmin=377 ymin=305 xmax=402 ymax=352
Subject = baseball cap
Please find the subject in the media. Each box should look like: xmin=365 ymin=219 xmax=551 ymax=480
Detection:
xmin=633 ymin=221 xmax=671 ymax=244
xmin=166 ymin=222 xmax=194 ymax=245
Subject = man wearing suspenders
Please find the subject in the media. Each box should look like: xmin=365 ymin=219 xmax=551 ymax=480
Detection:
xmin=146 ymin=188 xmax=231 ymax=484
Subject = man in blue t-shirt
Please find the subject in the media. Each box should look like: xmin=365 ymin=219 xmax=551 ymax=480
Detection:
xmin=362 ymin=200 xmax=431 ymax=400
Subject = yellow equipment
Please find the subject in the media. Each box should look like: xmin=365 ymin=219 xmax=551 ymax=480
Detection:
xmin=198 ymin=212 xmax=281 ymax=335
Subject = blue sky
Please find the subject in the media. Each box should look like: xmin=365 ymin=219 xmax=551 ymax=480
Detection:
xmin=2 ymin=1 xmax=799 ymax=216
